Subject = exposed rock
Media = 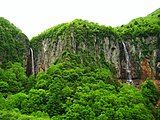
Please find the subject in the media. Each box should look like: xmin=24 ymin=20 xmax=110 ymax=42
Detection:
xmin=31 ymin=31 xmax=159 ymax=80
xmin=140 ymin=57 xmax=153 ymax=79
xmin=30 ymin=8 xmax=160 ymax=79
xmin=33 ymin=35 xmax=121 ymax=76
xmin=119 ymin=36 xmax=158 ymax=79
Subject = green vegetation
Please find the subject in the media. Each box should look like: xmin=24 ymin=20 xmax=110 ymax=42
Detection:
xmin=31 ymin=19 xmax=116 ymax=42
xmin=0 ymin=17 xmax=29 ymax=69
xmin=31 ymin=8 xmax=160 ymax=44
xmin=30 ymin=9 xmax=160 ymax=70
xmin=0 ymin=9 xmax=160 ymax=119
xmin=30 ymin=19 xmax=117 ymax=60
xmin=117 ymin=8 xmax=160 ymax=39
xmin=0 ymin=63 xmax=35 ymax=96
xmin=116 ymin=8 xmax=160 ymax=70
xmin=0 ymin=110 xmax=50 ymax=120
xmin=0 ymin=61 xmax=159 ymax=119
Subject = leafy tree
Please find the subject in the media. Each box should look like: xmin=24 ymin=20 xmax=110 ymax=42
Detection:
xmin=0 ymin=62 xmax=28 ymax=94
xmin=0 ymin=109 xmax=50 ymax=120
xmin=22 ymin=89 xmax=48 ymax=114
xmin=0 ymin=93 xmax=6 ymax=110
xmin=6 ymin=92 xmax=27 ymax=110
xmin=141 ymin=80 xmax=159 ymax=105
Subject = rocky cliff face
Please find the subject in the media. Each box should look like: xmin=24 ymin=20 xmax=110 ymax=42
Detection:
xmin=31 ymin=35 xmax=159 ymax=79
xmin=118 ymin=8 xmax=160 ymax=79
xmin=30 ymin=9 xmax=160 ymax=80
xmin=119 ymin=36 xmax=158 ymax=79
xmin=34 ymin=36 xmax=121 ymax=76
xmin=30 ymin=20 xmax=120 ymax=76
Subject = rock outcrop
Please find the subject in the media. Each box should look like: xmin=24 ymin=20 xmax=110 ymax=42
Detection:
xmin=30 ymin=20 xmax=120 ymax=76
xmin=30 ymin=9 xmax=160 ymax=80
xmin=119 ymin=36 xmax=158 ymax=79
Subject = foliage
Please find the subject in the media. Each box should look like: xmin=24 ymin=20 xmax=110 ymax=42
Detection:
xmin=117 ymin=8 xmax=160 ymax=39
xmin=0 ymin=93 xmax=6 ymax=110
xmin=30 ymin=19 xmax=117 ymax=62
xmin=0 ymin=62 xmax=29 ymax=95
xmin=0 ymin=8 xmax=160 ymax=120
xmin=31 ymin=19 xmax=116 ymax=43
xmin=63 ymin=83 xmax=153 ymax=120
xmin=156 ymin=108 xmax=160 ymax=120
xmin=0 ymin=109 xmax=50 ymax=120
xmin=141 ymin=80 xmax=159 ymax=105
xmin=1 ymin=61 xmax=157 ymax=119
xmin=22 ymin=89 xmax=48 ymax=114
xmin=0 ymin=17 xmax=29 ymax=68
xmin=6 ymin=92 xmax=27 ymax=110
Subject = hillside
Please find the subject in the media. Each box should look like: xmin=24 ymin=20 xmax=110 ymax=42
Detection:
xmin=117 ymin=8 xmax=160 ymax=38
xmin=30 ymin=19 xmax=118 ymax=76
xmin=0 ymin=8 xmax=160 ymax=120
xmin=0 ymin=17 xmax=29 ymax=69
xmin=30 ymin=9 xmax=160 ymax=80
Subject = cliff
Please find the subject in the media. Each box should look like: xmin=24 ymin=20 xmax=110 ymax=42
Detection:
xmin=30 ymin=9 xmax=160 ymax=80
xmin=30 ymin=19 xmax=120 ymax=76
xmin=0 ymin=8 xmax=160 ymax=120
xmin=117 ymin=8 xmax=160 ymax=79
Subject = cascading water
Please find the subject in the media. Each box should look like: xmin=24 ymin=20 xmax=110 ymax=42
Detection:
xmin=122 ymin=42 xmax=133 ymax=84
xmin=30 ymin=48 xmax=34 ymax=74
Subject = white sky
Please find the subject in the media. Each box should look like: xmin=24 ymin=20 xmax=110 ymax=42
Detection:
xmin=0 ymin=0 xmax=160 ymax=39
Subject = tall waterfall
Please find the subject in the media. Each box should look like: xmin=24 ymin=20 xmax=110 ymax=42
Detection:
xmin=30 ymin=48 xmax=34 ymax=74
xmin=122 ymin=42 xmax=133 ymax=84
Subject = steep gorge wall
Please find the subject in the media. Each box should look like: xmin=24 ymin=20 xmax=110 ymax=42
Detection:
xmin=31 ymin=20 xmax=121 ymax=77
xmin=36 ymin=37 xmax=120 ymax=75
xmin=0 ymin=9 xmax=159 ymax=80
xmin=118 ymin=8 xmax=160 ymax=79
xmin=31 ymin=32 xmax=159 ymax=79
xmin=30 ymin=9 xmax=160 ymax=79
xmin=120 ymin=36 xmax=158 ymax=79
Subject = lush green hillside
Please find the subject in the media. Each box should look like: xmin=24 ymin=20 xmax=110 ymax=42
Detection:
xmin=30 ymin=19 xmax=117 ymax=67
xmin=0 ymin=17 xmax=29 ymax=68
xmin=117 ymin=8 xmax=160 ymax=39
xmin=0 ymin=61 xmax=159 ymax=119
xmin=31 ymin=19 xmax=116 ymax=42
xmin=30 ymin=19 xmax=119 ymax=76
xmin=0 ymin=9 xmax=160 ymax=120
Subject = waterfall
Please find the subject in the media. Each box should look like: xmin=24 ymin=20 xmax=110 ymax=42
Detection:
xmin=30 ymin=48 xmax=34 ymax=74
xmin=122 ymin=42 xmax=133 ymax=84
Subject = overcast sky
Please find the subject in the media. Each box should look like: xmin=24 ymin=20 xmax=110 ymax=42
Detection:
xmin=0 ymin=0 xmax=160 ymax=39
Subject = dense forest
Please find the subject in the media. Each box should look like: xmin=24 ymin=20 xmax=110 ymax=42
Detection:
xmin=0 ymin=9 xmax=160 ymax=120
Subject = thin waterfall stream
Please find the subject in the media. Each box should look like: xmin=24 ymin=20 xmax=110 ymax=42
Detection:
xmin=122 ymin=42 xmax=133 ymax=84
xmin=30 ymin=48 xmax=34 ymax=74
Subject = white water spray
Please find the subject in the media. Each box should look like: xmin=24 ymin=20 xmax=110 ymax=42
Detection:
xmin=122 ymin=42 xmax=133 ymax=84
xmin=30 ymin=48 xmax=34 ymax=74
